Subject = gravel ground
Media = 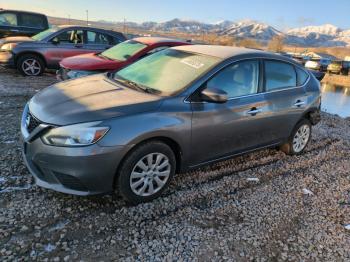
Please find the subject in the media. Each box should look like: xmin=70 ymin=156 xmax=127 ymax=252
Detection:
xmin=0 ymin=67 xmax=350 ymax=261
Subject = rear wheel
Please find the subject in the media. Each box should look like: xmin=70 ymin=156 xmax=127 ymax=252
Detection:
xmin=280 ymin=119 xmax=312 ymax=155
xmin=17 ymin=54 xmax=45 ymax=76
xmin=117 ymin=141 xmax=176 ymax=204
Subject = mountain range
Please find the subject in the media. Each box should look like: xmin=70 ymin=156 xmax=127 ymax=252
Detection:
xmin=106 ymin=18 xmax=350 ymax=47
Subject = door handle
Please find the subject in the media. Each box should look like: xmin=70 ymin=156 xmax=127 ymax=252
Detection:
xmin=247 ymin=108 xmax=262 ymax=116
xmin=294 ymin=100 xmax=305 ymax=107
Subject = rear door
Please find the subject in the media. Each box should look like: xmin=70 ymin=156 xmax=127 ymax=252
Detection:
xmin=83 ymin=30 xmax=115 ymax=53
xmin=261 ymin=60 xmax=308 ymax=141
xmin=0 ymin=11 xmax=19 ymax=37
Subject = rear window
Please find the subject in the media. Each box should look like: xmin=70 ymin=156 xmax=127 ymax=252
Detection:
xmin=264 ymin=61 xmax=296 ymax=91
xmin=295 ymin=67 xmax=309 ymax=86
xmin=0 ymin=12 xmax=17 ymax=26
xmin=19 ymin=14 xmax=47 ymax=29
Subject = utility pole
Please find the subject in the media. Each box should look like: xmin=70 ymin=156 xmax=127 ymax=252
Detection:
xmin=86 ymin=10 xmax=89 ymax=26
xmin=68 ymin=14 xmax=71 ymax=25
xmin=123 ymin=18 xmax=126 ymax=34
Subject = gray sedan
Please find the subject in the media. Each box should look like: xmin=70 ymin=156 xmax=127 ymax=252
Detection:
xmin=21 ymin=45 xmax=321 ymax=204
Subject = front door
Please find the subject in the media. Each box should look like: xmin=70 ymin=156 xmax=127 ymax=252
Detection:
xmin=190 ymin=59 xmax=274 ymax=166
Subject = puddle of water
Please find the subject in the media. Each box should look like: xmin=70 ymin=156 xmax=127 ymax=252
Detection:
xmin=321 ymin=83 xmax=350 ymax=118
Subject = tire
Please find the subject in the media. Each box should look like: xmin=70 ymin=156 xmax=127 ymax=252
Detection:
xmin=17 ymin=54 xmax=45 ymax=76
xmin=117 ymin=141 xmax=176 ymax=204
xmin=280 ymin=119 xmax=312 ymax=155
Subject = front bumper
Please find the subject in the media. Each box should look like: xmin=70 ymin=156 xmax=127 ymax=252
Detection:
xmin=21 ymin=106 xmax=130 ymax=195
xmin=0 ymin=51 xmax=15 ymax=67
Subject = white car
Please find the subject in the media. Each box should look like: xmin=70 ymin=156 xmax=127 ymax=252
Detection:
xmin=305 ymin=60 xmax=321 ymax=71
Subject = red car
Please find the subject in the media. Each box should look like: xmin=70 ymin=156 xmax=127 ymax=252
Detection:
xmin=57 ymin=37 xmax=191 ymax=80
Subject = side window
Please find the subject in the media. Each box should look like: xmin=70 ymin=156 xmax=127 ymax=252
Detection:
xmin=54 ymin=30 xmax=83 ymax=44
xmin=19 ymin=14 xmax=46 ymax=29
xmin=264 ymin=61 xmax=296 ymax=91
xmin=296 ymin=67 xmax=309 ymax=86
xmin=0 ymin=13 xmax=18 ymax=26
xmin=87 ymin=31 xmax=112 ymax=44
xmin=147 ymin=46 xmax=169 ymax=55
xmin=206 ymin=60 xmax=260 ymax=98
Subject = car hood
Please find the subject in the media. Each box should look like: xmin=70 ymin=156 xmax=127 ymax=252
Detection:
xmin=0 ymin=36 xmax=34 ymax=46
xmin=29 ymin=74 xmax=163 ymax=126
xmin=60 ymin=53 xmax=122 ymax=71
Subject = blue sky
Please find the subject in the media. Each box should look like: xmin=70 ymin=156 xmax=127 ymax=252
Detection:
xmin=2 ymin=0 xmax=350 ymax=30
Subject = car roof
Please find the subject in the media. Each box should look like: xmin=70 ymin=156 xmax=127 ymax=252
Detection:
xmin=0 ymin=9 xmax=46 ymax=16
xmin=133 ymin=37 xmax=189 ymax=45
xmin=172 ymin=45 xmax=270 ymax=59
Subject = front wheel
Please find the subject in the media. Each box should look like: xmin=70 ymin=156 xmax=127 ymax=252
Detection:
xmin=280 ymin=119 xmax=312 ymax=155
xmin=117 ymin=141 xmax=176 ymax=204
xmin=17 ymin=54 xmax=45 ymax=76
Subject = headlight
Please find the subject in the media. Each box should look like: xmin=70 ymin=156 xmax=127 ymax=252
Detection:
xmin=0 ymin=43 xmax=17 ymax=51
xmin=42 ymin=121 xmax=109 ymax=147
xmin=67 ymin=70 xmax=96 ymax=79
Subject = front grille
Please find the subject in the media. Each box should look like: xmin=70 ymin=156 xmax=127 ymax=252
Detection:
xmin=54 ymin=172 xmax=88 ymax=192
xmin=27 ymin=112 xmax=42 ymax=133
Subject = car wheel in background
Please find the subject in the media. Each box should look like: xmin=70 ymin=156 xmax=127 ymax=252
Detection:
xmin=17 ymin=54 xmax=45 ymax=76
xmin=117 ymin=141 xmax=176 ymax=204
xmin=280 ymin=119 xmax=312 ymax=155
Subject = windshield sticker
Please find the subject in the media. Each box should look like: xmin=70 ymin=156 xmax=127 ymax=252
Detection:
xmin=180 ymin=58 xmax=205 ymax=69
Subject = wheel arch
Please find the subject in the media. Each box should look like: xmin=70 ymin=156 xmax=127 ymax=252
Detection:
xmin=15 ymin=51 xmax=47 ymax=67
xmin=113 ymin=136 xmax=184 ymax=189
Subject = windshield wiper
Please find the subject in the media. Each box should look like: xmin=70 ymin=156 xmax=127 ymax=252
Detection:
xmin=114 ymin=76 xmax=160 ymax=95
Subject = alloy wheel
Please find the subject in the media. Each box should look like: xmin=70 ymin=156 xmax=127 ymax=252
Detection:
xmin=21 ymin=58 xmax=42 ymax=76
xmin=129 ymin=153 xmax=171 ymax=197
xmin=292 ymin=124 xmax=310 ymax=153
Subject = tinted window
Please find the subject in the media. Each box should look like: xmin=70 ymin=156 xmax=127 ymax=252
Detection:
xmin=206 ymin=60 xmax=259 ymax=98
xmin=87 ymin=31 xmax=112 ymax=45
xmin=265 ymin=61 xmax=296 ymax=91
xmin=296 ymin=67 xmax=309 ymax=86
xmin=0 ymin=13 xmax=17 ymax=26
xmin=19 ymin=14 xmax=46 ymax=29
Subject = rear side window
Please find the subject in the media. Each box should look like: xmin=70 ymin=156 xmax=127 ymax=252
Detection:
xmin=19 ymin=14 xmax=46 ymax=29
xmin=0 ymin=12 xmax=18 ymax=26
xmin=264 ymin=61 xmax=296 ymax=91
xmin=86 ymin=31 xmax=113 ymax=45
xmin=296 ymin=67 xmax=309 ymax=86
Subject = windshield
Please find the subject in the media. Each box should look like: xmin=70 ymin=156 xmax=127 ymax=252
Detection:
xmin=101 ymin=40 xmax=147 ymax=61
xmin=114 ymin=49 xmax=220 ymax=96
xmin=32 ymin=27 xmax=59 ymax=41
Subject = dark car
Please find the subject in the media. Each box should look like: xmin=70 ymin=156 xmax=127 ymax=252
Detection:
xmin=57 ymin=37 xmax=191 ymax=80
xmin=327 ymin=60 xmax=350 ymax=75
xmin=0 ymin=25 xmax=126 ymax=76
xmin=21 ymin=46 xmax=321 ymax=204
xmin=0 ymin=9 xmax=48 ymax=38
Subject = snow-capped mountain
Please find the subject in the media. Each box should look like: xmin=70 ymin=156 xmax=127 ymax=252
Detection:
xmin=218 ymin=20 xmax=283 ymax=41
xmin=95 ymin=17 xmax=350 ymax=47
xmin=287 ymin=24 xmax=341 ymax=37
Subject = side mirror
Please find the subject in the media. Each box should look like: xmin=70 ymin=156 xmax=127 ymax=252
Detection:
xmin=200 ymin=87 xmax=228 ymax=103
xmin=51 ymin=37 xmax=60 ymax=45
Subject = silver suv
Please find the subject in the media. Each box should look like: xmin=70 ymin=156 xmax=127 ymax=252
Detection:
xmin=21 ymin=45 xmax=321 ymax=204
